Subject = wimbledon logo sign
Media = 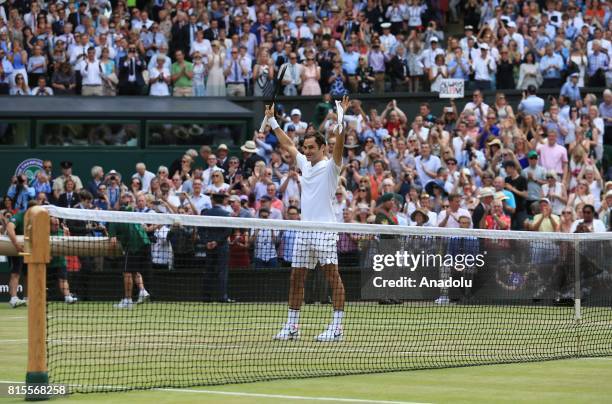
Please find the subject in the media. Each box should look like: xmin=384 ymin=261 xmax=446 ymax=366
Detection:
xmin=15 ymin=158 xmax=44 ymax=183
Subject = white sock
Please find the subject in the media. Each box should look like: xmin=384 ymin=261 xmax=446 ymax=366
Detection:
xmin=332 ymin=310 xmax=344 ymax=328
xmin=287 ymin=309 xmax=300 ymax=326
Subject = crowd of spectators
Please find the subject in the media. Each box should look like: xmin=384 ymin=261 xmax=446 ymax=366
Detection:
xmin=1 ymin=88 xmax=611 ymax=274
xmin=0 ymin=0 xmax=610 ymax=96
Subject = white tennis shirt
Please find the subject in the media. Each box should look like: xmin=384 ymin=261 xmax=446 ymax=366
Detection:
xmin=295 ymin=152 xmax=341 ymax=223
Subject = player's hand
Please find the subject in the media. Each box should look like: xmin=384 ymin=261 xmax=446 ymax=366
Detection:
xmin=109 ymin=237 xmax=117 ymax=246
xmin=13 ymin=242 xmax=24 ymax=253
xmin=340 ymin=95 xmax=350 ymax=111
xmin=264 ymin=104 xmax=275 ymax=119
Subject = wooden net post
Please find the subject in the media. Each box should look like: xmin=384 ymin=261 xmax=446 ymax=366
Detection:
xmin=22 ymin=206 xmax=51 ymax=401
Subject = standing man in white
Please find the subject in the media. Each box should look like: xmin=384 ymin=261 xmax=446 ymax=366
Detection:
xmin=264 ymin=96 xmax=349 ymax=342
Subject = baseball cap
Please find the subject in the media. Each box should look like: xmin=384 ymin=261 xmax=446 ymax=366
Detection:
xmin=291 ymin=108 xmax=301 ymax=116
xmin=527 ymin=150 xmax=538 ymax=159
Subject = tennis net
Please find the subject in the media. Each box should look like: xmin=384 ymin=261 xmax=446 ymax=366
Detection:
xmin=34 ymin=206 xmax=612 ymax=393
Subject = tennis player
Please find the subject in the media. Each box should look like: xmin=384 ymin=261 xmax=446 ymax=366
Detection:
xmin=265 ymin=97 xmax=349 ymax=342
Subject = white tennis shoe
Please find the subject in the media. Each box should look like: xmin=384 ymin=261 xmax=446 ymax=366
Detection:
xmin=273 ymin=323 xmax=300 ymax=341
xmin=64 ymin=295 xmax=78 ymax=304
xmin=114 ymin=298 xmax=134 ymax=309
xmin=9 ymin=296 xmax=26 ymax=308
xmin=137 ymin=290 xmax=150 ymax=304
xmin=315 ymin=325 xmax=343 ymax=342
xmin=434 ymin=296 xmax=450 ymax=305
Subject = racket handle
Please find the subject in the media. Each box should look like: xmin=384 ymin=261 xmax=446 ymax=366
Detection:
xmin=259 ymin=116 xmax=268 ymax=133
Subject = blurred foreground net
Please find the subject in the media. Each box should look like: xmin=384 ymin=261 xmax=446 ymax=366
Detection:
xmin=33 ymin=206 xmax=612 ymax=392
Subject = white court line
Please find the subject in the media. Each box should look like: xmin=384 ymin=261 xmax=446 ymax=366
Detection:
xmin=0 ymin=380 xmax=427 ymax=404
xmin=155 ymin=387 xmax=429 ymax=403
xmin=579 ymin=357 xmax=612 ymax=361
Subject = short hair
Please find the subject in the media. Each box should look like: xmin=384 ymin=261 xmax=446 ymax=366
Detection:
xmin=136 ymin=162 xmax=146 ymax=170
xmin=583 ymin=204 xmax=595 ymax=213
xmin=303 ymin=132 xmax=326 ymax=148
xmin=79 ymin=190 xmax=93 ymax=201
xmin=91 ymin=165 xmax=103 ymax=177
xmin=448 ymin=193 xmax=462 ymax=202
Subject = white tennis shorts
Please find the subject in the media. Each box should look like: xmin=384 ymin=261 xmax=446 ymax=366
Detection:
xmin=291 ymin=231 xmax=339 ymax=269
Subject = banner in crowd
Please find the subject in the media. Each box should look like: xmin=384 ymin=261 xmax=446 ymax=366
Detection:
xmin=439 ymin=79 xmax=465 ymax=99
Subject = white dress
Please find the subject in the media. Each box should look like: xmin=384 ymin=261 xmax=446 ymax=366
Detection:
xmin=206 ymin=52 xmax=226 ymax=96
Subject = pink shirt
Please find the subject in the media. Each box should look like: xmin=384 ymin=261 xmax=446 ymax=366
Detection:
xmin=536 ymin=143 xmax=567 ymax=175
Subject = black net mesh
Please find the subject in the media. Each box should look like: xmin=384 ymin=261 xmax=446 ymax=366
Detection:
xmin=37 ymin=207 xmax=612 ymax=393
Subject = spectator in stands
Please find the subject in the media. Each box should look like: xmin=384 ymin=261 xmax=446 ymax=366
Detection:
xmin=570 ymin=204 xmax=607 ymax=233
xmin=118 ymin=44 xmax=146 ymax=96
xmin=537 ymin=131 xmax=568 ymax=180
xmin=530 ymin=198 xmax=560 ymax=232
xmin=171 ymin=49 xmax=193 ymax=97
xmin=149 ymin=54 xmax=171 ymax=96
xmin=224 ymin=46 xmax=247 ymax=96
xmin=518 ymin=85 xmax=545 ymax=118
xmin=251 ymin=207 xmax=278 ymax=269
xmin=438 ymin=193 xmax=471 ymax=228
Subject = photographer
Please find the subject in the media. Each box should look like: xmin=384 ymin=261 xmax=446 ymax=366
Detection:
xmin=7 ymin=174 xmax=35 ymax=212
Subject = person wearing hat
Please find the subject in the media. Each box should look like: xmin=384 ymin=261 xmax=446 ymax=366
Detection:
xmin=199 ymin=192 xmax=234 ymax=303
xmin=560 ymin=72 xmax=581 ymax=102
xmin=503 ymin=21 xmax=525 ymax=58
xmin=53 ymin=161 xmax=84 ymax=194
xmin=215 ymin=144 xmax=230 ymax=171
xmin=471 ymin=187 xmax=495 ymax=228
xmin=240 ymin=140 xmax=265 ymax=178
xmin=459 ymin=25 xmax=476 ymax=52
xmin=529 ymin=198 xmax=560 ymax=232
xmin=522 ymin=150 xmax=547 ymax=212
xmin=472 ymin=42 xmax=496 ymax=90
xmin=410 ymin=207 xmax=430 ymax=226
xmin=379 ymin=22 xmax=397 ymax=51
xmin=283 ymin=108 xmax=307 ymax=135
xmin=482 ymin=199 xmax=511 ymax=230
xmin=420 ymin=36 xmax=444 ymax=74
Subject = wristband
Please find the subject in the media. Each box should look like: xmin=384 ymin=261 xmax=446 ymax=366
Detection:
xmin=268 ymin=117 xmax=279 ymax=130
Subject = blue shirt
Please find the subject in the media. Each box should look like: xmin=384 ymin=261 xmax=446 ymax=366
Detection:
xmin=341 ymin=51 xmax=360 ymax=75
xmin=539 ymin=53 xmax=564 ymax=79
xmin=448 ymin=57 xmax=470 ymax=80
xmin=560 ymin=81 xmax=581 ymax=102
xmin=518 ymin=95 xmax=545 ymax=117
xmin=587 ymin=52 xmax=609 ymax=76
xmin=7 ymin=185 xmax=35 ymax=211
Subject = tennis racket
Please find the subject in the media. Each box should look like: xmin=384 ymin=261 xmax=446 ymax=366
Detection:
xmin=260 ymin=65 xmax=288 ymax=132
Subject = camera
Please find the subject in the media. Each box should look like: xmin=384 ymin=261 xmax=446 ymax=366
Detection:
xmin=110 ymin=175 xmax=116 ymax=181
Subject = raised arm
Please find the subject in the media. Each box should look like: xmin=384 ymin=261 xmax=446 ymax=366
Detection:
xmin=333 ymin=95 xmax=350 ymax=167
xmin=264 ymin=104 xmax=298 ymax=160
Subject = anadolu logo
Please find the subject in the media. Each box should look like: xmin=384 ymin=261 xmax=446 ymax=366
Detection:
xmin=15 ymin=158 xmax=44 ymax=183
